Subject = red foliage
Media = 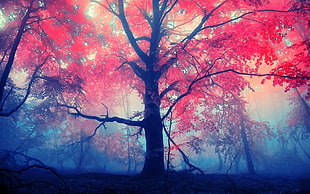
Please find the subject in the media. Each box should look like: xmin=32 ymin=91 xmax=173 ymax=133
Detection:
xmin=1 ymin=0 xmax=309 ymax=152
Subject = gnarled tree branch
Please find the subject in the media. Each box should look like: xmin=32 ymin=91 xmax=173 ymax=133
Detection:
xmin=163 ymin=124 xmax=204 ymax=174
xmin=162 ymin=69 xmax=310 ymax=121
xmin=0 ymin=56 xmax=49 ymax=116
xmin=58 ymin=104 xmax=144 ymax=127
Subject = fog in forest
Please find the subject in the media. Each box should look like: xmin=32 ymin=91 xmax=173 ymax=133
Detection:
xmin=1 ymin=0 xmax=310 ymax=193
xmin=1 ymin=81 xmax=309 ymax=177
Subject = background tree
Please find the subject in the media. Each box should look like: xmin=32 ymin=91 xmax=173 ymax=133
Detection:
xmin=0 ymin=0 xmax=50 ymax=116
xmin=278 ymin=88 xmax=310 ymax=161
xmin=0 ymin=0 xmax=97 ymax=117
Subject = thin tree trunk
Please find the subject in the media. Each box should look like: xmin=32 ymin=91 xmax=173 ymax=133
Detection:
xmin=295 ymin=88 xmax=310 ymax=133
xmin=127 ymin=129 xmax=131 ymax=174
xmin=217 ymin=152 xmax=223 ymax=172
xmin=296 ymin=137 xmax=310 ymax=161
xmin=240 ymin=114 xmax=255 ymax=175
xmin=78 ymin=131 xmax=84 ymax=171
xmin=234 ymin=154 xmax=241 ymax=173
xmin=166 ymin=112 xmax=173 ymax=171
xmin=0 ymin=0 xmax=34 ymax=103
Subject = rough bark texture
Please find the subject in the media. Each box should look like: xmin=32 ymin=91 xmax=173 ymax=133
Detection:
xmin=140 ymin=71 xmax=164 ymax=176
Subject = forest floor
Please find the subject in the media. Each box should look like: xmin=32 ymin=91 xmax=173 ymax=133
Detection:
xmin=3 ymin=170 xmax=310 ymax=194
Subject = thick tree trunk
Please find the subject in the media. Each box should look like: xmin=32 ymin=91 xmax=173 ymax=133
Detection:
xmin=140 ymin=74 xmax=165 ymax=176
xmin=141 ymin=115 xmax=164 ymax=176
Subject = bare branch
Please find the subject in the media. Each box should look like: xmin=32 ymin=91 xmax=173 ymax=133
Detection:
xmin=91 ymin=0 xmax=119 ymax=16
xmin=226 ymin=69 xmax=310 ymax=79
xmin=0 ymin=87 xmax=13 ymax=112
xmin=137 ymin=6 xmax=153 ymax=27
xmin=0 ymin=47 xmax=10 ymax=66
xmin=58 ymin=104 xmax=144 ymax=127
xmin=101 ymin=103 xmax=109 ymax=117
xmin=0 ymin=56 xmax=49 ymax=116
xmin=0 ymin=150 xmax=67 ymax=191
xmin=26 ymin=16 xmax=57 ymax=26
xmin=159 ymin=80 xmax=180 ymax=99
xmin=181 ymin=0 xmax=229 ymax=44
xmin=181 ymin=1 xmax=305 ymax=46
xmin=0 ymin=165 xmax=67 ymax=191
xmin=127 ymin=127 xmax=143 ymax=137
xmin=202 ymin=7 xmax=305 ymax=30
xmin=63 ymin=123 xmax=105 ymax=149
xmin=162 ymin=68 xmax=310 ymax=120
xmin=163 ymin=124 xmax=204 ymax=174
xmin=159 ymin=0 xmax=179 ymax=27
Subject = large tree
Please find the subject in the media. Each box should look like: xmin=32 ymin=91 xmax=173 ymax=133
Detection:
xmin=1 ymin=0 xmax=309 ymax=176
xmin=63 ymin=0 xmax=309 ymax=176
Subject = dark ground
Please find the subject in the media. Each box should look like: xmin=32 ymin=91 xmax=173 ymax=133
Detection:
xmin=2 ymin=170 xmax=310 ymax=194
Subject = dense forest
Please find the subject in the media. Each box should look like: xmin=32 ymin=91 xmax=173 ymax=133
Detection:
xmin=0 ymin=0 xmax=310 ymax=193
